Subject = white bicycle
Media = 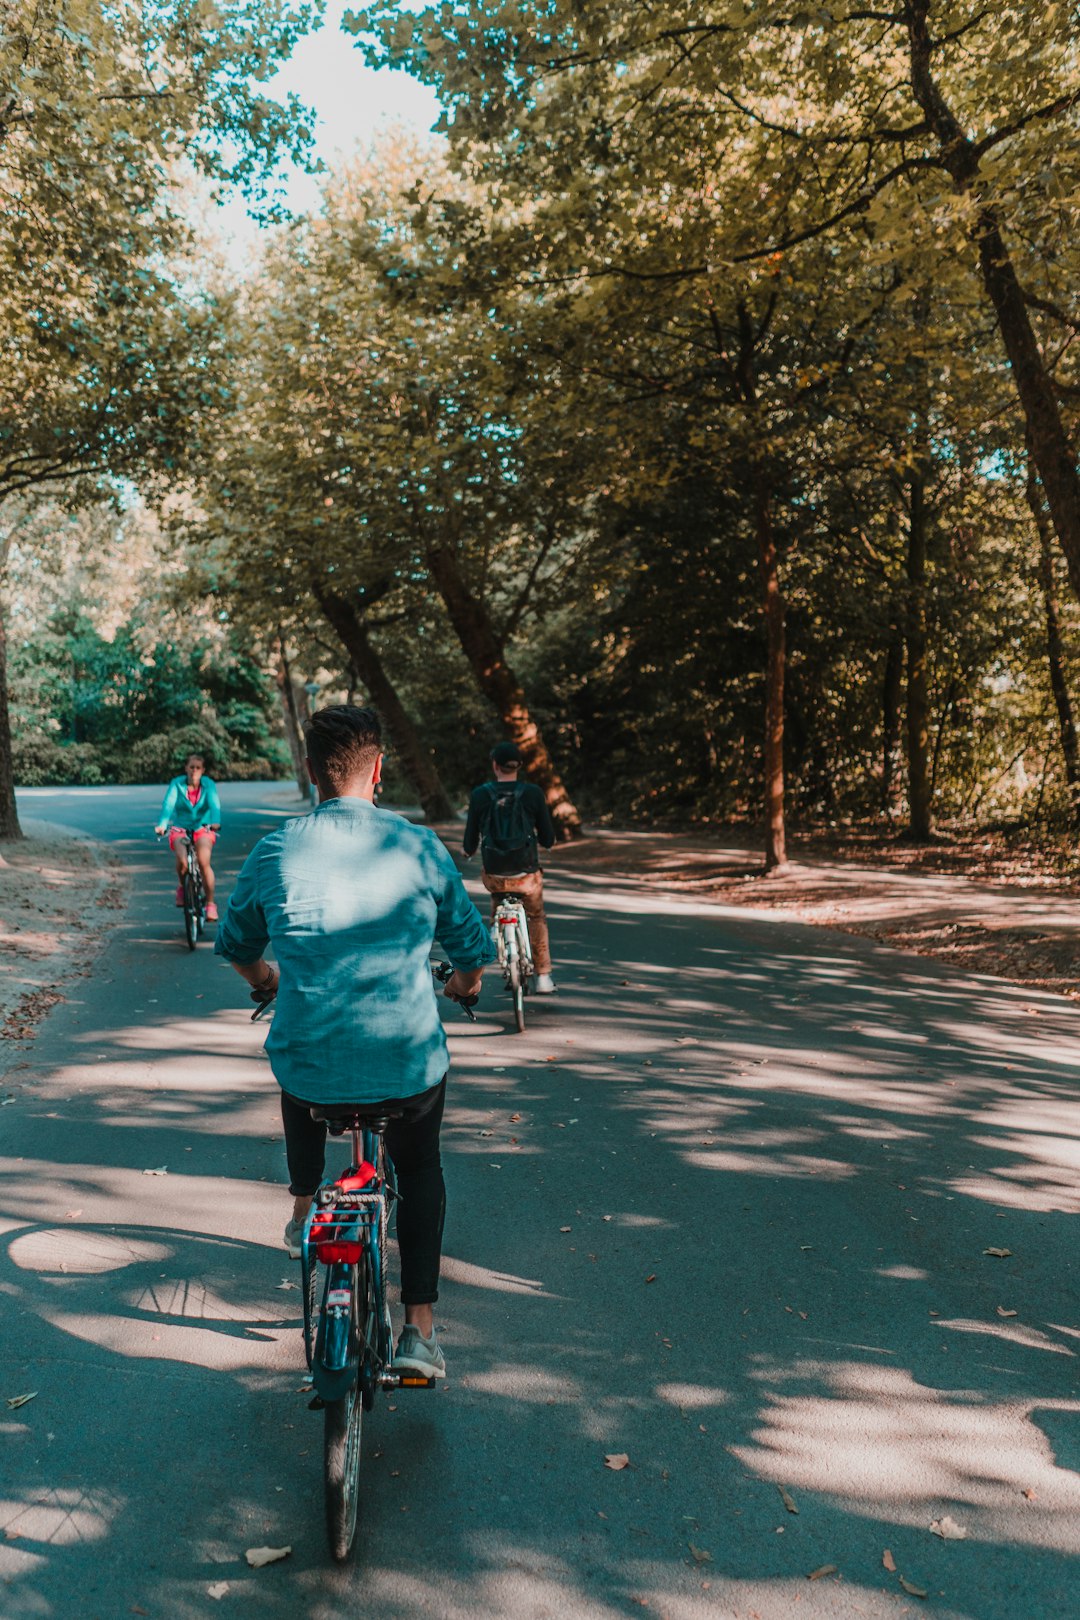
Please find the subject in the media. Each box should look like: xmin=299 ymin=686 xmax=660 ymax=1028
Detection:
xmin=493 ymin=893 xmax=533 ymax=1033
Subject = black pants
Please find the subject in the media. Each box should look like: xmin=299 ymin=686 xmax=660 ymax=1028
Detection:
xmin=280 ymin=1079 xmax=447 ymax=1307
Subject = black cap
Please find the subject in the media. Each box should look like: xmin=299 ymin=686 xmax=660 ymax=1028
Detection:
xmin=490 ymin=741 xmax=522 ymax=767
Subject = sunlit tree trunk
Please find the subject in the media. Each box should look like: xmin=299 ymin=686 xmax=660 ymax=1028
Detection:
xmin=1028 ymin=464 xmax=1080 ymax=823
xmin=907 ymin=4 xmax=1080 ymax=600
xmin=273 ymin=635 xmax=309 ymax=798
xmin=905 ymin=452 xmax=933 ymax=842
xmin=0 ymin=596 xmax=21 ymax=840
xmin=881 ymin=624 xmax=905 ymax=815
xmin=755 ymin=478 xmax=787 ymax=870
xmin=424 ymin=538 xmax=582 ymax=839
xmin=314 ymin=585 xmax=455 ymax=821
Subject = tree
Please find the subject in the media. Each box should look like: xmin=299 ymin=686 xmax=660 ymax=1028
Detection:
xmin=0 ymin=0 xmax=320 ymax=834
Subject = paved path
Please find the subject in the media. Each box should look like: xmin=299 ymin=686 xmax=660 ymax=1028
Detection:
xmin=1 ymin=785 xmax=1078 ymax=1620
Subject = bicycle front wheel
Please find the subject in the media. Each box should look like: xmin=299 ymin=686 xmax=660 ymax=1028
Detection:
xmin=323 ymin=1260 xmax=369 ymax=1562
xmin=182 ymin=876 xmax=199 ymax=950
xmin=508 ymin=955 xmax=526 ymax=1033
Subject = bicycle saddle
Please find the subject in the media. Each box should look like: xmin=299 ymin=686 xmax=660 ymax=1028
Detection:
xmin=309 ymin=1104 xmax=404 ymax=1135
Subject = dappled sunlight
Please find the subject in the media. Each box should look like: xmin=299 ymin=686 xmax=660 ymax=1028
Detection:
xmin=732 ymin=1361 xmax=1080 ymax=1552
xmin=0 ymin=1486 xmax=122 ymax=1549
xmin=938 ymin=1317 xmax=1075 ymax=1357
xmin=9 ymin=1228 xmax=172 ymax=1274
xmin=441 ymin=1255 xmax=557 ymax=1298
xmin=39 ymin=1307 xmax=297 ymax=1368
xmin=464 ymin=1365 xmax=585 ymax=1403
xmin=683 ymin=1146 xmax=859 ymax=1179
xmin=655 ymin=1382 xmax=731 ymax=1410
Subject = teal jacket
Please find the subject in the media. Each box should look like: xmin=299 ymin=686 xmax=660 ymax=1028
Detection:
xmin=215 ymin=797 xmax=496 ymax=1104
xmin=158 ymin=774 xmax=221 ymax=831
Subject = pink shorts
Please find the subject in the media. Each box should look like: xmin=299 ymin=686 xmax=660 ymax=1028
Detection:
xmin=168 ymin=826 xmax=217 ymax=853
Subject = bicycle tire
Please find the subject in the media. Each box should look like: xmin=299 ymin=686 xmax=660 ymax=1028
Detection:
xmin=324 ymin=1258 xmax=368 ymax=1561
xmin=182 ymin=875 xmax=199 ymax=951
xmin=508 ymin=955 xmax=526 ymax=1033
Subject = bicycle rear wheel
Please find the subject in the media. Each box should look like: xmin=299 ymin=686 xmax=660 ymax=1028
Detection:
xmin=508 ymin=955 xmax=526 ymax=1033
xmin=323 ymin=1257 xmax=370 ymax=1562
xmin=182 ymin=875 xmax=199 ymax=950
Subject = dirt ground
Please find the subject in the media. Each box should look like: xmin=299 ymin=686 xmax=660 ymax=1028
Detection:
xmin=0 ymin=819 xmax=123 ymax=1064
xmin=545 ymin=824 xmax=1080 ymax=999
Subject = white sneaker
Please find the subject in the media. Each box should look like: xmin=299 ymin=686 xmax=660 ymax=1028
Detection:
xmin=393 ymin=1324 xmax=446 ymax=1379
xmin=535 ymin=973 xmax=556 ymax=994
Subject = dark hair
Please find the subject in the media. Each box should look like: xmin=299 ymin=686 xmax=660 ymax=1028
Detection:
xmin=304 ymin=705 xmax=383 ymax=796
xmin=186 ymin=753 xmax=206 ymax=768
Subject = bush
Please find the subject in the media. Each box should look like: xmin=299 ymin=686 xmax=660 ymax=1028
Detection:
xmin=12 ymin=735 xmax=107 ymax=786
xmin=120 ymin=721 xmax=233 ymax=784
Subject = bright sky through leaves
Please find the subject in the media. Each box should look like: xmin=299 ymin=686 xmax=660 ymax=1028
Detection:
xmin=212 ymin=1 xmax=440 ymax=254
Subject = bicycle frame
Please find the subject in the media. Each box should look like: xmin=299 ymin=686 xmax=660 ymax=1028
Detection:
xmin=301 ymin=1123 xmax=431 ymax=1404
xmin=493 ymin=896 xmax=532 ymax=974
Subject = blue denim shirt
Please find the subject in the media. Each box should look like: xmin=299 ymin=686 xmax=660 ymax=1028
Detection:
xmin=215 ymin=798 xmax=496 ymax=1104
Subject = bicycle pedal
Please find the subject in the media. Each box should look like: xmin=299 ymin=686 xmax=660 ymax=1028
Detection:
xmin=396 ymin=1374 xmax=436 ymax=1390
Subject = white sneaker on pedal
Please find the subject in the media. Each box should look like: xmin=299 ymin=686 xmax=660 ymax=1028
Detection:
xmin=535 ymin=973 xmax=556 ymax=994
xmin=393 ymin=1324 xmax=446 ymax=1379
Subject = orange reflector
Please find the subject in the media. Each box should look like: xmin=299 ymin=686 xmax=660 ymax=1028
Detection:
xmin=398 ymin=1375 xmax=434 ymax=1387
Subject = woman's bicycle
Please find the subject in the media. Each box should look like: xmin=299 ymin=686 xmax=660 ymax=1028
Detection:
xmin=157 ymin=832 xmax=206 ymax=950
xmin=492 ymin=893 xmax=533 ymax=1032
xmin=253 ymin=965 xmax=475 ymax=1562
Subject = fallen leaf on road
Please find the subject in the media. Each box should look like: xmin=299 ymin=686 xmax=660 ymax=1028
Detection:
xmin=559 ymin=1226 xmax=572 ymax=1233
xmin=983 ymin=1247 xmax=1011 ymax=1258
xmin=245 ymin=1545 xmax=291 ymax=1568
xmin=807 ymin=1565 xmax=837 ymax=1581
xmin=996 ymin=1306 xmax=1017 ymax=1318
xmin=604 ymin=1453 xmax=630 ymax=1470
xmin=899 ymin=1576 xmax=928 ymax=1598
xmin=1 ymin=1098 xmax=16 ymax=1106
xmin=779 ymin=1486 xmax=798 ymax=1514
xmin=882 ymin=1549 xmax=896 ymax=1572
xmin=930 ymin=1515 xmax=967 ymax=1540
xmin=6 ymin=1392 xmax=37 ymax=1410
xmin=478 ymin=1130 xmax=493 ymax=1138
xmin=1022 ymin=1488 xmax=1036 ymax=1501
xmin=644 ymin=1274 xmax=656 ymax=1285
xmin=142 ymin=1166 xmax=168 ymax=1176
xmin=688 ymin=1543 xmax=712 ymax=1564
xmin=603 ymin=1215 xmax=613 ymax=1222
xmin=509 ymin=1113 xmax=521 ymax=1122
xmin=207 ymin=1583 xmax=229 ymax=1600
xmin=275 ymin=1279 xmax=297 ymax=1291
xmin=65 ymin=1210 xmax=82 ymax=1220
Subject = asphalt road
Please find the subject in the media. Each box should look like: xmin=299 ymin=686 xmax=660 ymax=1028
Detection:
xmin=1 ymin=784 xmax=1078 ymax=1620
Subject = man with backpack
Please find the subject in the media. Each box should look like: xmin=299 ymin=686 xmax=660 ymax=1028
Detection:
xmin=463 ymin=741 xmax=557 ymax=993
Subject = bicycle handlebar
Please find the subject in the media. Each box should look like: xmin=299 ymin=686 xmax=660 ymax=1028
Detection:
xmin=432 ymin=961 xmax=479 ymax=1021
xmin=249 ymin=964 xmax=478 ymax=1024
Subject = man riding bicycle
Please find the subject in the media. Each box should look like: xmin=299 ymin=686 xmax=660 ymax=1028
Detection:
xmin=154 ymin=752 xmax=221 ymax=922
xmin=215 ymin=705 xmax=495 ymax=1380
xmin=463 ymin=740 xmax=557 ymax=993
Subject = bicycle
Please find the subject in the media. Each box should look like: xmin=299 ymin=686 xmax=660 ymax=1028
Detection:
xmin=157 ymin=831 xmax=206 ymax=950
xmin=492 ymin=893 xmax=533 ymax=1032
xmin=252 ymin=965 xmax=476 ymax=1561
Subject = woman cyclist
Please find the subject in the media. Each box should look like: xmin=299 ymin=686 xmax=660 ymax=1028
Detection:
xmin=154 ymin=752 xmax=221 ymax=921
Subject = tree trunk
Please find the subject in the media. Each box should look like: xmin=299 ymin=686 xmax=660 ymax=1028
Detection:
xmin=314 ymin=585 xmax=455 ymax=822
xmin=905 ymin=454 xmax=933 ymax=841
xmin=906 ymin=4 xmax=1080 ymax=600
xmin=424 ymin=539 xmax=583 ymax=839
xmin=0 ymin=594 xmax=21 ymax=839
xmin=273 ymin=635 xmax=310 ymax=798
xmin=1028 ymin=464 xmax=1080 ymax=822
xmin=755 ymin=478 xmax=787 ymax=870
xmin=881 ymin=623 xmax=905 ymax=814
